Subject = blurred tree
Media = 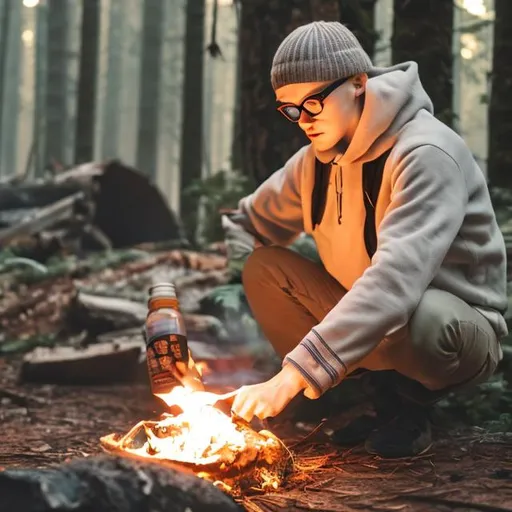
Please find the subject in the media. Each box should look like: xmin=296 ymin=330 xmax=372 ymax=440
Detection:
xmin=75 ymin=0 xmax=100 ymax=164
xmin=136 ymin=0 xmax=164 ymax=179
xmin=180 ymin=0 xmax=206 ymax=243
xmin=237 ymin=0 xmax=377 ymax=185
xmin=0 ymin=0 xmax=11 ymax=149
xmin=488 ymin=0 xmax=512 ymax=188
xmin=392 ymin=0 xmax=454 ymax=126
xmin=45 ymin=0 xmax=69 ymax=167
xmin=337 ymin=0 xmax=378 ymax=57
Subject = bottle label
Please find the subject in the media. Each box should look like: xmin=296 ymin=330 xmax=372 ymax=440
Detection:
xmin=146 ymin=333 xmax=189 ymax=394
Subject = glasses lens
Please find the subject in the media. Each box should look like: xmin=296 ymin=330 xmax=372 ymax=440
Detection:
xmin=283 ymin=105 xmax=301 ymax=122
xmin=303 ymin=99 xmax=322 ymax=115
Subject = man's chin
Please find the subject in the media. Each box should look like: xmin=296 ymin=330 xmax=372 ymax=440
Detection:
xmin=311 ymin=138 xmax=331 ymax=151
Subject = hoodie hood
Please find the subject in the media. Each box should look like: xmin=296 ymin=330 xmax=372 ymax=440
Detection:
xmin=315 ymin=61 xmax=434 ymax=165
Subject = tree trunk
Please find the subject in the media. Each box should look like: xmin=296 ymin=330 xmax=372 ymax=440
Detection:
xmin=238 ymin=0 xmax=376 ymax=185
xmin=338 ymin=0 xmax=378 ymax=58
xmin=488 ymin=0 xmax=512 ymax=188
xmin=392 ymin=0 xmax=453 ymax=126
xmin=0 ymin=0 xmax=12 ymax=149
xmin=180 ymin=0 xmax=206 ymax=243
xmin=74 ymin=0 xmax=100 ymax=164
xmin=136 ymin=0 xmax=165 ymax=179
xmin=45 ymin=0 xmax=69 ymax=168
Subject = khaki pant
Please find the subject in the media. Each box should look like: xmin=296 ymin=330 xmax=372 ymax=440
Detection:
xmin=243 ymin=246 xmax=501 ymax=401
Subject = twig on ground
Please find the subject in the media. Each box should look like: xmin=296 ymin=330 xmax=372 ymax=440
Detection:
xmin=289 ymin=418 xmax=328 ymax=449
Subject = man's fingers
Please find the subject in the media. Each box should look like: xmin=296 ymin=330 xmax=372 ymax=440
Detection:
xmin=254 ymin=406 xmax=272 ymax=420
xmin=231 ymin=387 xmax=247 ymax=412
xmin=231 ymin=387 xmax=255 ymax=422
xmin=234 ymin=400 xmax=255 ymax=422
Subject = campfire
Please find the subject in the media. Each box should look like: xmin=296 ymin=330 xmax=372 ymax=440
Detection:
xmin=100 ymin=386 xmax=291 ymax=496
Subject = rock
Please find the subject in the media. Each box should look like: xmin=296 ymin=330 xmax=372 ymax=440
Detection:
xmin=0 ymin=454 xmax=242 ymax=512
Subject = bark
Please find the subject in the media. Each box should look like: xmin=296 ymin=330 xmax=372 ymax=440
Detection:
xmin=488 ymin=0 xmax=512 ymax=187
xmin=75 ymin=0 xmax=100 ymax=164
xmin=239 ymin=0 xmax=377 ymax=184
xmin=0 ymin=455 xmax=242 ymax=512
xmin=136 ymin=0 xmax=165 ymax=178
xmin=180 ymin=0 xmax=206 ymax=243
xmin=392 ymin=0 xmax=454 ymax=126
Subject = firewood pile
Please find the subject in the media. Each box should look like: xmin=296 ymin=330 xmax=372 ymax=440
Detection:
xmin=101 ymin=407 xmax=290 ymax=496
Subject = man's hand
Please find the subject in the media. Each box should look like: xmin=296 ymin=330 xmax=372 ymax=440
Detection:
xmin=231 ymin=364 xmax=313 ymax=422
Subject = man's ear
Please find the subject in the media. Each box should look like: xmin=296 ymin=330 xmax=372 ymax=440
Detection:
xmin=352 ymin=73 xmax=368 ymax=97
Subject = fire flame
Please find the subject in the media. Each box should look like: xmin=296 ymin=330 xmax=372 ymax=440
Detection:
xmin=137 ymin=387 xmax=249 ymax=465
xmin=101 ymin=386 xmax=288 ymax=495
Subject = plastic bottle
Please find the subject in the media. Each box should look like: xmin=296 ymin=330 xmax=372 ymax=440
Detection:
xmin=144 ymin=282 xmax=204 ymax=395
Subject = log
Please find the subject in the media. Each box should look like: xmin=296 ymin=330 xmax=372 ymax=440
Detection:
xmin=0 ymin=192 xmax=89 ymax=247
xmin=0 ymin=181 xmax=87 ymax=210
xmin=20 ymin=341 xmax=143 ymax=385
xmin=0 ymin=454 xmax=242 ymax=512
xmin=66 ymin=292 xmax=147 ymax=335
xmin=67 ymin=291 xmax=229 ymax=343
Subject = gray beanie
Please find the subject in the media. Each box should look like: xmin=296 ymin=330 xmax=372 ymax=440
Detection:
xmin=271 ymin=21 xmax=373 ymax=91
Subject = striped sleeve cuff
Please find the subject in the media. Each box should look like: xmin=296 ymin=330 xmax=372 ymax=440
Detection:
xmin=283 ymin=328 xmax=347 ymax=397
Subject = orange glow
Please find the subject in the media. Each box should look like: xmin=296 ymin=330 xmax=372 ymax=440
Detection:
xmin=100 ymin=386 xmax=287 ymax=495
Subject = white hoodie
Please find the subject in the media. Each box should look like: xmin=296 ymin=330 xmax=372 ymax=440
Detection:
xmin=238 ymin=62 xmax=508 ymax=396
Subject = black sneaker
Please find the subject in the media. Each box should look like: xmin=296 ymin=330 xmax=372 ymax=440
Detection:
xmin=364 ymin=405 xmax=432 ymax=458
xmin=332 ymin=371 xmax=401 ymax=447
xmin=332 ymin=414 xmax=384 ymax=446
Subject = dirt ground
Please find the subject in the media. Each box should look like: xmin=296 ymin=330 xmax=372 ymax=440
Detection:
xmin=1 ymin=355 xmax=512 ymax=512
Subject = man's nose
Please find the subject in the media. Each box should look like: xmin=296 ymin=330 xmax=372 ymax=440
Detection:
xmin=298 ymin=109 xmax=314 ymax=128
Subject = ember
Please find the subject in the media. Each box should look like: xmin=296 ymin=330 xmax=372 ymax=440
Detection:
xmin=100 ymin=386 xmax=291 ymax=496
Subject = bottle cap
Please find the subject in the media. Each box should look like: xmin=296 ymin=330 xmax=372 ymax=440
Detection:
xmin=148 ymin=282 xmax=176 ymax=300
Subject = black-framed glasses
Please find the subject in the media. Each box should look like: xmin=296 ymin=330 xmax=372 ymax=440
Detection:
xmin=276 ymin=76 xmax=349 ymax=123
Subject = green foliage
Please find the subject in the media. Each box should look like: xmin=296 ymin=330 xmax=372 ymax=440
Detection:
xmin=438 ymin=374 xmax=512 ymax=426
xmin=0 ymin=249 xmax=148 ymax=287
xmin=182 ymin=170 xmax=255 ymax=245
xmin=0 ymin=333 xmax=57 ymax=355
xmin=199 ymin=283 xmax=264 ymax=348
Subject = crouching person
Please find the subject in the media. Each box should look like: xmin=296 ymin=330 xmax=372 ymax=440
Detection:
xmin=225 ymin=21 xmax=507 ymax=458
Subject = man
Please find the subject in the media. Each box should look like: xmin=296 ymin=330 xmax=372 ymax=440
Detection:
xmin=226 ymin=21 xmax=507 ymax=458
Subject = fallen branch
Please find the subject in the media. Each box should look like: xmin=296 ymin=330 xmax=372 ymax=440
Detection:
xmin=0 ymin=192 xmax=87 ymax=247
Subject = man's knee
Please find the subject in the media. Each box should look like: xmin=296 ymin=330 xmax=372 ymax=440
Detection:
xmin=409 ymin=289 xmax=461 ymax=355
xmin=407 ymin=289 xmax=496 ymax=389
